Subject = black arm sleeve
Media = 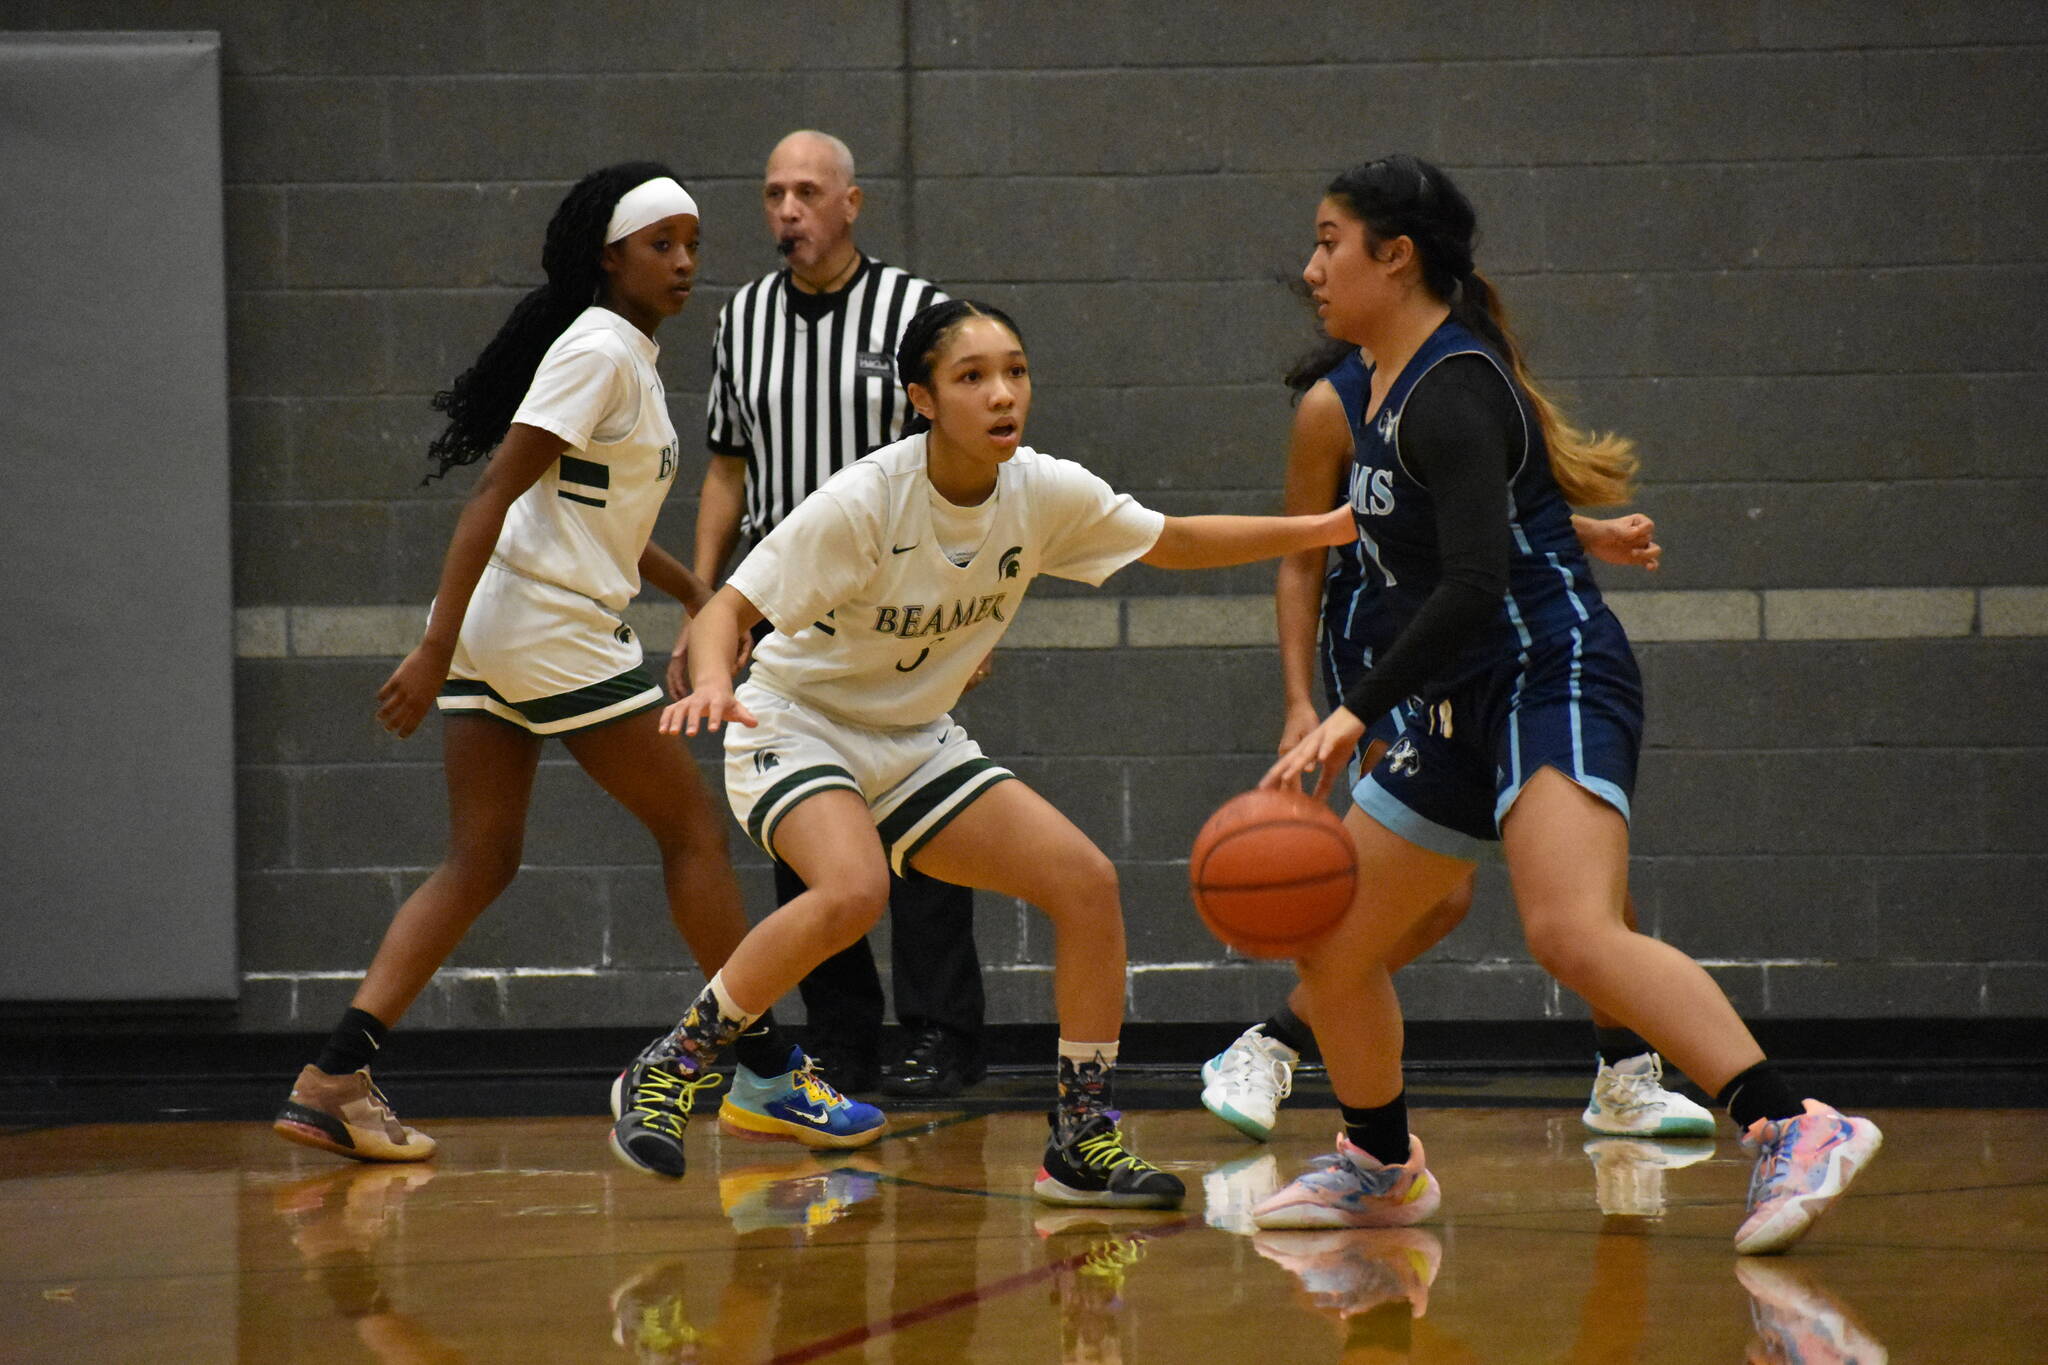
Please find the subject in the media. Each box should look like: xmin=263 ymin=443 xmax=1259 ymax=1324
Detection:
xmin=1337 ymin=354 xmax=1518 ymax=726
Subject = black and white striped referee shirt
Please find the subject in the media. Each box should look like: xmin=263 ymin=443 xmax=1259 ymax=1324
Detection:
xmin=706 ymin=256 xmax=947 ymax=540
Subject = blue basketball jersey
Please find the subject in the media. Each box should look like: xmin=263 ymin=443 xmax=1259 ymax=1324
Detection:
xmin=1318 ymin=351 xmax=1379 ymax=706
xmin=1348 ymin=318 xmax=1607 ymax=694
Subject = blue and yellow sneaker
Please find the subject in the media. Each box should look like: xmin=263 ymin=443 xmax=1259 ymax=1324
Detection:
xmin=718 ymin=1048 xmax=886 ymax=1149
xmin=718 ymin=1155 xmax=882 ymax=1235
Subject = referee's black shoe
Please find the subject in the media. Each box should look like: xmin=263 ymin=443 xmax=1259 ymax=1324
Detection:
xmin=883 ymin=1026 xmax=987 ymax=1099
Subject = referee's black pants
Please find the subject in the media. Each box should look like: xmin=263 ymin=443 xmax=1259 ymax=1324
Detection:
xmin=776 ymin=861 xmax=985 ymax=1069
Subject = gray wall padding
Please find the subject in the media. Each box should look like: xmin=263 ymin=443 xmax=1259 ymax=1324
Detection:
xmin=0 ymin=32 xmax=237 ymax=999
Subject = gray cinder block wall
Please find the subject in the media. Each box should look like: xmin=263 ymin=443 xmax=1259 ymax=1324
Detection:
xmin=13 ymin=2 xmax=2043 ymax=1031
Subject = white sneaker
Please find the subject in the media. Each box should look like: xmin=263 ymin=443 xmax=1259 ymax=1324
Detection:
xmin=1201 ymin=1151 xmax=1280 ymax=1233
xmin=1201 ymin=1026 xmax=1298 ymax=1142
xmin=1581 ymin=1053 xmax=1717 ymax=1138
xmin=1582 ymin=1136 xmax=1715 ymax=1217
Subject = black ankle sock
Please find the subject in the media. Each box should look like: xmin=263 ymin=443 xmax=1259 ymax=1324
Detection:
xmin=1594 ymin=1026 xmax=1652 ymax=1067
xmin=315 ymin=1007 xmax=389 ymax=1077
xmin=1339 ymin=1092 xmax=1410 ymax=1167
xmin=729 ymin=1010 xmax=789 ymax=1076
xmin=1717 ymin=1061 xmax=1802 ymax=1129
xmin=1260 ymin=1004 xmax=1315 ymax=1057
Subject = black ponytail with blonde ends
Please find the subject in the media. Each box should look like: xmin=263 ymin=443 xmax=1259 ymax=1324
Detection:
xmin=424 ymin=160 xmax=682 ymax=481
xmin=1326 ymin=155 xmax=1639 ymax=507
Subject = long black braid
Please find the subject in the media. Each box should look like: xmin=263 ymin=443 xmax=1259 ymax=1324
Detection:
xmin=424 ymin=160 xmax=680 ymax=481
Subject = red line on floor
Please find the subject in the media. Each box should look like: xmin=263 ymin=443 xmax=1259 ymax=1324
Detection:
xmin=767 ymin=1216 xmax=1198 ymax=1364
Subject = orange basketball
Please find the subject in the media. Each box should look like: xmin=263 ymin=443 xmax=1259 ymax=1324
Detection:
xmin=1190 ymin=789 xmax=1357 ymax=958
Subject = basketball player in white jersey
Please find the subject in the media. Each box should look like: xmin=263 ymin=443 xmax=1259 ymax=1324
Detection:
xmin=275 ymin=163 xmax=870 ymax=1164
xmin=604 ymin=299 xmax=1355 ymax=1205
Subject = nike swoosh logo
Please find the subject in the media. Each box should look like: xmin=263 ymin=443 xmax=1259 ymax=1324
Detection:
xmin=892 ymin=543 xmax=919 ymax=554
xmin=785 ymin=1101 xmax=831 ymax=1124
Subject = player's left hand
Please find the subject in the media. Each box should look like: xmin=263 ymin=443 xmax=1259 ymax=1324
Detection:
xmin=1263 ymin=706 xmax=1366 ymax=800
xmin=1583 ymin=512 xmax=1661 ymax=572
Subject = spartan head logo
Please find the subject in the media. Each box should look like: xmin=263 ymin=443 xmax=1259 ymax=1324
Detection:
xmin=998 ymin=546 xmax=1023 ymax=579
xmin=614 ymin=623 xmax=634 ymax=644
xmin=1385 ymin=737 xmax=1421 ymax=777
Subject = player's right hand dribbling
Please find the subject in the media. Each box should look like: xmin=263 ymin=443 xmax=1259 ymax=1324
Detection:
xmin=658 ymin=687 xmax=759 ymax=737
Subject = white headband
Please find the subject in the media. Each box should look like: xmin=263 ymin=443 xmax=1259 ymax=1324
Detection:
xmin=606 ymin=177 xmax=699 ymax=244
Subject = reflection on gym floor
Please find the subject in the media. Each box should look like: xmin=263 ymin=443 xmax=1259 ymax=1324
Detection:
xmin=4 ymin=1107 xmax=2037 ymax=1361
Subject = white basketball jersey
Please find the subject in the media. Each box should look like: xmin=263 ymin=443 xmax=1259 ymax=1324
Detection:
xmin=499 ymin=306 xmax=680 ymax=611
xmin=731 ymin=434 xmax=1163 ymax=729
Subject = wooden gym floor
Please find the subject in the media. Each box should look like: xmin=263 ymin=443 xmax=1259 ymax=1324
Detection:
xmin=3 ymin=1095 xmax=2044 ymax=1362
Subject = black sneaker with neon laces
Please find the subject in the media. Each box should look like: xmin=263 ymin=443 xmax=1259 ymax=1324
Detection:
xmin=609 ymin=1042 xmax=724 ymax=1179
xmin=1034 ymin=1110 xmax=1185 ymax=1208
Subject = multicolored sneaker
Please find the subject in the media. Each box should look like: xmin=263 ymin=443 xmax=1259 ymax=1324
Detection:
xmin=1200 ymin=1025 xmax=1298 ymax=1142
xmin=1734 ymin=1100 xmax=1882 ymax=1255
xmin=718 ymin=1048 xmax=886 ymax=1149
xmin=1252 ymin=1133 xmax=1440 ymax=1230
xmin=273 ymin=1065 xmax=436 ymax=1163
xmin=1736 ymin=1258 xmax=1890 ymax=1363
xmin=1035 ymin=1111 xmax=1186 ymax=1208
xmin=1253 ymin=1227 xmax=1443 ymax=1320
xmin=717 ymin=1155 xmax=882 ymax=1235
xmin=1581 ymin=1053 xmax=1717 ymax=1138
xmin=1582 ymin=1136 xmax=1715 ymax=1218
xmin=609 ymin=1045 xmax=724 ymax=1178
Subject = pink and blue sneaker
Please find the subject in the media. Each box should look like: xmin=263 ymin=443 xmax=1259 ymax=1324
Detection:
xmin=1734 ymin=1099 xmax=1882 ymax=1255
xmin=719 ymin=1048 xmax=887 ymax=1149
xmin=1252 ymin=1133 xmax=1441 ymax=1230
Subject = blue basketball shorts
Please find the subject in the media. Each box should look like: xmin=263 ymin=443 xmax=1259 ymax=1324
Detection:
xmin=1351 ymin=608 xmax=1644 ymax=863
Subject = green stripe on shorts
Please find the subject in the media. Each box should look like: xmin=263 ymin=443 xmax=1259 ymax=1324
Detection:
xmin=747 ymin=763 xmax=860 ymax=851
xmin=439 ymin=664 xmax=661 ymax=734
xmin=876 ymin=758 xmax=1011 ymax=852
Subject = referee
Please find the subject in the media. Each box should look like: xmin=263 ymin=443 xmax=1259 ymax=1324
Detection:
xmin=671 ymin=129 xmax=986 ymax=1099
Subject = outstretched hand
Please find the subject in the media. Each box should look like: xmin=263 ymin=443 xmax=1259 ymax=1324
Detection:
xmin=1582 ymin=513 xmax=1661 ymax=572
xmin=1263 ymin=705 xmax=1367 ymax=800
xmin=1316 ymin=505 xmax=1358 ymax=546
xmin=658 ymin=685 xmax=759 ymax=738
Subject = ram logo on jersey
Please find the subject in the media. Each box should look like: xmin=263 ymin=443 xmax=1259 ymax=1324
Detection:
xmin=1352 ymin=466 xmax=1396 ymax=517
xmin=872 ymin=595 xmax=1010 ymax=638
xmin=1375 ymin=407 xmax=1398 ymax=444
xmin=1385 ymin=737 xmax=1422 ymax=776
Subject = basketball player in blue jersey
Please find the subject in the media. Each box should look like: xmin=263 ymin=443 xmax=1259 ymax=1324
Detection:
xmin=1251 ymin=156 xmax=1880 ymax=1255
xmin=272 ymin=164 xmax=872 ymax=1166
xmin=1204 ymin=337 xmax=1708 ymax=1154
